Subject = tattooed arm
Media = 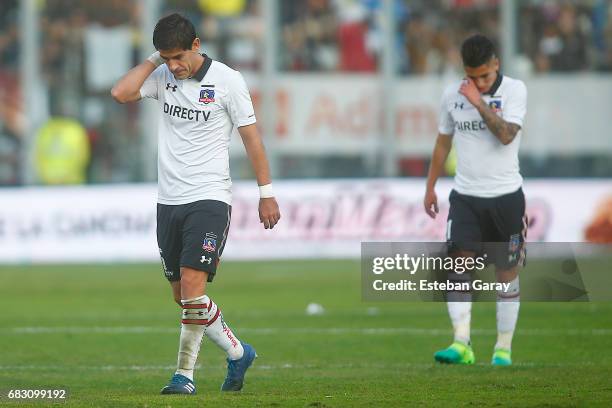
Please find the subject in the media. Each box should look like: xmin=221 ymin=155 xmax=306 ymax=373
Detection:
xmin=459 ymin=77 xmax=522 ymax=145
xmin=474 ymin=100 xmax=521 ymax=145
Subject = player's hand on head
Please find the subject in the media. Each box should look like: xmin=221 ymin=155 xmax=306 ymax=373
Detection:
xmin=424 ymin=190 xmax=439 ymax=219
xmin=459 ymin=77 xmax=481 ymax=106
xmin=259 ymin=198 xmax=281 ymax=229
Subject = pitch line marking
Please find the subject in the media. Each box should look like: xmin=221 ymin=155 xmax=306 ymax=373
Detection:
xmin=2 ymin=327 xmax=612 ymax=335
xmin=0 ymin=362 xmax=601 ymax=372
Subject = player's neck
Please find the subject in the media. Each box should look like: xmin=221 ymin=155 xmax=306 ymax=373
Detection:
xmin=485 ymin=71 xmax=503 ymax=95
xmin=189 ymin=54 xmax=205 ymax=78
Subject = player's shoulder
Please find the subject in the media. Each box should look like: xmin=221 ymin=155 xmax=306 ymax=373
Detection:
xmin=500 ymin=75 xmax=527 ymax=94
xmin=443 ymin=79 xmax=463 ymax=94
xmin=441 ymin=79 xmax=464 ymax=100
xmin=149 ymin=64 xmax=171 ymax=82
xmin=156 ymin=64 xmax=171 ymax=77
xmin=209 ymin=59 xmax=243 ymax=83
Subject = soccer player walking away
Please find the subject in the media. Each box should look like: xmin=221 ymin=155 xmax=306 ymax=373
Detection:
xmin=111 ymin=13 xmax=281 ymax=394
xmin=424 ymin=34 xmax=527 ymax=366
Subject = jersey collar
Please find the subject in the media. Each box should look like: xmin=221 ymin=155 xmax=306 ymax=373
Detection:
xmin=190 ymin=54 xmax=212 ymax=82
xmin=485 ymin=71 xmax=503 ymax=96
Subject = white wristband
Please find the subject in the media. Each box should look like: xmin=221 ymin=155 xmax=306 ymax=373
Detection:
xmin=259 ymin=183 xmax=274 ymax=198
xmin=147 ymin=51 xmax=164 ymax=67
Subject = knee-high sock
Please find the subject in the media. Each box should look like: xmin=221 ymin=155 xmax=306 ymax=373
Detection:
xmin=495 ymin=276 xmax=520 ymax=350
xmin=202 ymin=296 xmax=244 ymax=360
xmin=447 ymin=300 xmax=472 ymax=345
xmin=176 ymin=295 xmax=208 ymax=380
xmin=447 ymin=272 xmax=472 ymax=345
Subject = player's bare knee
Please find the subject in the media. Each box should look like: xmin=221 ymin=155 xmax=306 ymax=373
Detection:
xmin=179 ymin=267 xmax=209 ymax=299
xmin=169 ymin=281 xmax=182 ymax=306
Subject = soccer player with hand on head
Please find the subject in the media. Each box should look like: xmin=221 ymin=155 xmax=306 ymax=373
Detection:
xmin=424 ymin=34 xmax=527 ymax=366
xmin=111 ymin=13 xmax=280 ymax=394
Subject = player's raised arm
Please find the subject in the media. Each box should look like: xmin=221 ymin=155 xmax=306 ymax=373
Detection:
xmin=110 ymin=52 xmax=164 ymax=104
xmin=238 ymin=124 xmax=281 ymax=230
xmin=459 ymin=78 xmax=521 ymax=145
xmin=424 ymin=133 xmax=453 ymax=219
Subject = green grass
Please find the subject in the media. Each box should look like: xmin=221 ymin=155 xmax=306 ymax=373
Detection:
xmin=0 ymin=260 xmax=611 ymax=407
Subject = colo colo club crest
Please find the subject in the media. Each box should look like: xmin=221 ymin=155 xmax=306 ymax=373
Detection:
xmin=202 ymin=237 xmax=217 ymax=253
xmin=199 ymin=88 xmax=215 ymax=104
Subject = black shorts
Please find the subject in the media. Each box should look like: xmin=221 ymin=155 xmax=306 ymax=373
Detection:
xmin=446 ymin=188 xmax=527 ymax=269
xmin=157 ymin=200 xmax=231 ymax=282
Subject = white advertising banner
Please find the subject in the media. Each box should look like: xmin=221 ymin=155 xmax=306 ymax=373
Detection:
xmin=232 ymin=75 xmax=612 ymax=156
xmin=0 ymin=180 xmax=609 ymax=263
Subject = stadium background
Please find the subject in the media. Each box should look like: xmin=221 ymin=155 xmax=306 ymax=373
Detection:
xmin=1 ymin=0 xmax=611 ymax=406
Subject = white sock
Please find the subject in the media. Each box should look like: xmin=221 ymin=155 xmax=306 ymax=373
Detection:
xmin=495 ymin=276 xmax=520 ymax=351
xmin=447 ymin=301 xmax=472 ymax=345
xmin=202 ymin=296 xmax=244 ymax=360
xmin=175 ymin=295 xmax=208 ymax=381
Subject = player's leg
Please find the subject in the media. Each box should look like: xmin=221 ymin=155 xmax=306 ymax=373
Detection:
xmin=492 ymin=265 xmax=520 ymax=366
xmin=170 ymin=281 xmax=181 ymax=306
xmin=160 ymin=269 xmax=207 ymax=395
xmin=434 ymin=190 xmax=480 ymax=365
xmin=157 ymin=204 xmax=198 ymax=394
xmin=434 ymin=249 xmax=476 ymax=365
xmin=178 ymin=200 xmax=255 ymax=391
xmin=489 ymin=188 xmax=527 ymax=366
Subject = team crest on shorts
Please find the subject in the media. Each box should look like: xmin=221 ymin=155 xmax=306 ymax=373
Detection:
xmin=202 ymin=236 xmax=217 ymax=252
xmin=199 ymin=89 xmax=215 ymax=104
xmin=508 ymin=233 xmax=520 ymax=252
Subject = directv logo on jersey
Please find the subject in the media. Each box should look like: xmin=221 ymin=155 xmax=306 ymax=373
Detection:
xmin=456 ymin=120 xmax=487 ymax=131
xmin=199 ymin=89 xmax=215 ymax=104
xmin=163 ymin=102 xmax=211 ymax=122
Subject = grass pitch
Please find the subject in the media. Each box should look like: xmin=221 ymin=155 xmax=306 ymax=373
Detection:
xmin=1 ymin=260 xmax=611 ymax=407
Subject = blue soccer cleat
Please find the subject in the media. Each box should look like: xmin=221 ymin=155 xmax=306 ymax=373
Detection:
xmin=221 ymin=343 xmax=257 ymax=391
xmin=160 ymin=373 xmax=196 ymax=395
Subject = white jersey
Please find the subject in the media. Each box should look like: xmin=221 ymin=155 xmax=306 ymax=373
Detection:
xmin=140 ymin=56 xmax=256 ymax=205
xmin=438 ymin=75 xmax=527 ymax=198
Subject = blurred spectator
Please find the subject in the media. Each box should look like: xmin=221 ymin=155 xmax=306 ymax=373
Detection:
xmin=0 ymin=1 xmax=21 ymax=185
xmin=519 ymin=1 xmax=607 ymax=73
xmin=534 ymin=4 xmax=589 ymax=72
xmin=37 ymin=0 xmax=142 ymax=184
xmin=592 ymin=0 xmax=612 ymax=71
xmin=280 ymin=0 xmax=338 ymax=71
xmin=337 ymin=1 xmax=377 ymax=71
xmin=34 ymin=117 xmax=90 ymax=185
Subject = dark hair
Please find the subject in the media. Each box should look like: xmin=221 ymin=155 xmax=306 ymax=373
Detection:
xmin=153 ymin=13 xmax=196 ymax=51
xmin=461 ymin=34 xmax=496 ymax=67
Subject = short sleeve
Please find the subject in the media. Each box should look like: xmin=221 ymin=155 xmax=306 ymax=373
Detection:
xmin=139 ymin=66 xmax=164 ymax=100
xmin=438 ymin=88 xmax=454 ymax=135
xmin=226 ymin=71 xmax=256 ymax=127
xmin=503 ymin=80 xmax=527 ymax=127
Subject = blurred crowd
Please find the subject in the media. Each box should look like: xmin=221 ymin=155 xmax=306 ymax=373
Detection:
xmin=280 ymin=0 xmax=612 ymax=74
xmin=0 ymin=0 xmax=611 ymax=185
